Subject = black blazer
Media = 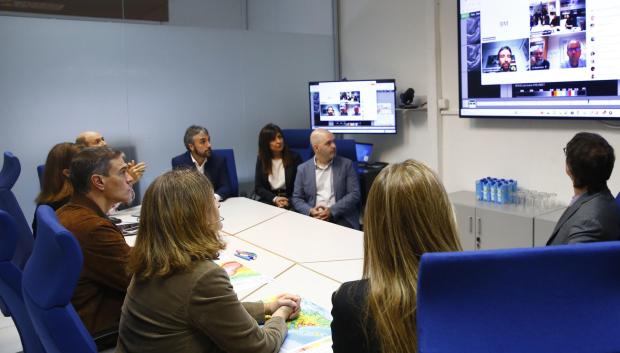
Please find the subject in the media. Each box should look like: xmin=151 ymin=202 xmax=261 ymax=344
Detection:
xmin=171 ymin=151 xmax=231 ymax=200
xmin=254 ymin=151 xmax=302 ymax=204
xmin=331 ymin=280 xmax=380 ymax=353
xmin=547 ymin=187 xmax=620 ymax=245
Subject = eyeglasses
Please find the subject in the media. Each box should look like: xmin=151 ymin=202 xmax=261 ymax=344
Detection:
xmin=567 ymin=47 xmax=581 ymax=53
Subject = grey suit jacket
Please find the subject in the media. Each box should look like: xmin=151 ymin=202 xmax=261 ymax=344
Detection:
xmin=291 ymin=156 xmax=361 ymax=230
xmin=547 ymin=188 xmax=620 ymax=245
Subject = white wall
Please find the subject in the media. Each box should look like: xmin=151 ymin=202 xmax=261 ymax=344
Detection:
xmin=339 ymin=0 xmax=620 ymax=205
xmin=0 ymin=14 xmax=334 ymax=223
xmin=338 ymin=0 xmax=441 ymax=171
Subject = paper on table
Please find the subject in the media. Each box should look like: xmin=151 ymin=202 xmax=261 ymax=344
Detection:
xmin=215 ymin=255 xmax=272 ymax=293
xmin=267 ymin=298 xmax=333 ymax=353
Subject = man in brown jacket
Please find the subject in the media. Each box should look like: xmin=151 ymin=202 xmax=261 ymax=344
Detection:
xmin=56 ymin=146 xmax=134 ymax=344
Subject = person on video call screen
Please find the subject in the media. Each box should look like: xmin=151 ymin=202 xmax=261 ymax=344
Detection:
xmin=497 ymin=46 xmax=513 ymax=72
xmin=562 ymin=40 xmax=586 ymax=68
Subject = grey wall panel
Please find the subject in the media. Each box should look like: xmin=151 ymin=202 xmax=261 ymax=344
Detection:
xmin=0 ymin=16 xmax=333 ymax=224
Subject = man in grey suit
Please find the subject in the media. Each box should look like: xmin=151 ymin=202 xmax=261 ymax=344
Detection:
xmin=547 ymin=132 xmax=620 ymax=245
xmin=291 ymin=129 xmax=361 ymax=229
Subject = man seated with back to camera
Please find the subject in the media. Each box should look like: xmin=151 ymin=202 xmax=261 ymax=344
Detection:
xmin=56 ymin=147 xmax=134 ymax=348
xmin=547 ymin=132 xmax=620 ymax=245
xmin=171 ymin=125 xmax=232 ymax=201
xmin=291 ymin=128 xmax=361 ymax=229
xmin=76 ymin=130 xmax=147 ymax=183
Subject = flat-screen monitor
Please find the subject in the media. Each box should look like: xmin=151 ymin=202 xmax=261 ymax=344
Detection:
xmin=309 ymin=79 xmax=397 ymax=133
xmin=459 ymin=0 xmax=620 ymax=119
xmin=355 ymin=142 xmax=374 ymax=163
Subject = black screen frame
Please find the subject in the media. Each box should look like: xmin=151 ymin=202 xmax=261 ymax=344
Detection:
xmin=308 ymin=78 xmax=398 ymax=134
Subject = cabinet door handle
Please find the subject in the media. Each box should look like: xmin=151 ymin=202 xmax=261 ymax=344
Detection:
xmin=476 ymin=236 xmax=481 ymax=250
xmin=477 ymin=218 xmax=482 ymax=236
xmin=468 ymin=216 xmax=473 ymax=234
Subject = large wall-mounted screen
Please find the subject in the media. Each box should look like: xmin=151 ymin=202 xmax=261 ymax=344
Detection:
xmin=459 ymin=0 xmax=620 ymax=119
xmin=309 ymin=79 xmax=397 ymax=134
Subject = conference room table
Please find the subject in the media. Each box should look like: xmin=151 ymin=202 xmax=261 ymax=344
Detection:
xmin=115 ymin=197 xmax=364 ymax=352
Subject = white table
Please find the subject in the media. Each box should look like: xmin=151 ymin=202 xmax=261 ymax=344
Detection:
xmin=300 ymin=259 xmax=363 ymax=284
xmin=220 ymin=197 xmax=288 ymax=235
xmin=234 ymin=210 xmax=364 ymax=263
xmin=218 ymin=235 xmax=295 ymax=300
xmin=245 ymin=264 xmax=341 ymax=312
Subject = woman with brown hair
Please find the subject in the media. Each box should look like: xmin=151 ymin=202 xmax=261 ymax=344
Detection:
xmin=254 ymin=123 xmax=302 ymax=208
xmin=330 ymin=159 xmax=462 ymax=353
xmin=118 ymin=169 xmax=300 ymax=353
xmin=32 ymin=142 xmax=81 ymax=233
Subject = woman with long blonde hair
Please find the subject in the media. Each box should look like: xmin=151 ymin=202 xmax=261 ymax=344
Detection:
xmin=118 ymin=169 xmax=301 ymax=353
xmin=331 ymin=159 xmax=462 ymax=353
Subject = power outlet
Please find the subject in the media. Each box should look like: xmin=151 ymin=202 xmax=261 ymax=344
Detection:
xmin=438 ymin=98 xmax=450 ymax=110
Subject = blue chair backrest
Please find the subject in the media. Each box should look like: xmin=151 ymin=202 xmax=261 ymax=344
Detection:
xmin=0 ymin=210 xmax=45 ymax=353
xmin=212 ymin=149 xmax=239 ymax=197
xmin=615 ymin=192 xmax=620 ymax=215
xmin=334 ymin=139 xmax=358 ymax=171
xmin=36 ymin=165 xmax=44 ymax=190
xmin=417 ymin=242 xmax=620 ymax=353
xmin=22 ymin=206 xmax=97 ymax=353
xmin=0 ymin=152 xmax=34 ymax=270
xmin=282 ymin=129 xmax=313 ymax=161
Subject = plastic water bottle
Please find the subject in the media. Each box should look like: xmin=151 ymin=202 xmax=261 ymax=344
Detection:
xmin=496 ymin=183 xmax=503 ymax=203
xmin=482 ymin=181 xmax=490 ymax=201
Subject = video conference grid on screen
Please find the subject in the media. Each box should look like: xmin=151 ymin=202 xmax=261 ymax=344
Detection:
xmin=459 ymin=0 xmax=620 ymax=119
xmin=309 ymin=80 xmax=396 ymax=134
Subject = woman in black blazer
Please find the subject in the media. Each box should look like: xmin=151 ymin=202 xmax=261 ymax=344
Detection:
xmin=330 ymin=160 xmax=462 ymax=353
xmin=254 ymin=123 xmax=302 ymax=208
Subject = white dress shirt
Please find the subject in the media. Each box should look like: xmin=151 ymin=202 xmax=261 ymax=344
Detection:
xmin=191 ymin=153 xmax=207 ymax=175
xmin=314 ymin=157 xmax=335 ymax=208
xmin=268 ymin=159 xmax=286 ymax=191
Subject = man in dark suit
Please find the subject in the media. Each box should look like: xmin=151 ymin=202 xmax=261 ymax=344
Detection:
xmin=291 ymin=128 xmax=361 ymax=229
xmin=56 ymin=147 xmax=133 ymax=348
xmin=547 ymin=132 xmax=620 ymax=245
xmin=171 ymin=125 xmax=231 ymax=200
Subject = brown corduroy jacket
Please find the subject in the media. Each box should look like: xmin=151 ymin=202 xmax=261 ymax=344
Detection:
xmin=56 ymin=194 xmax=131 ymax=336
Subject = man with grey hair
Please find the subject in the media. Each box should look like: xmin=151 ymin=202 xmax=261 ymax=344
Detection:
xmin=56 ymin=146 xmax=133 ymax=349
xmin=75 ymin=130 xmax=146 ymax=183
xmin=291 ymin=128 xmax=361 ymax=229
xmin=171 ymin=125 xmax=231 ymax=200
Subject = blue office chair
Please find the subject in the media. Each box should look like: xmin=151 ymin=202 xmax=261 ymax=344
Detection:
xmin=282 ymin=129 xmax=313 ymax=161
xmin=0 ymin=151 xmax=34 ymax=270
xmin=36 ymin=165 xmax=44 ymax=190
xmin=0 ymin=210 xmax=45 ymax=353
xmin=334 ymin=139 xmax=358 ymax=171
xmin=417 ymin=243 xmax=620 ymax=353
xmin=22 ymin=205 xmax=99 ymax=353
xmin=212 ymin=149 xmax=239 ymax=197
xmin=615 ymin=192 xmax=620 ymax=215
